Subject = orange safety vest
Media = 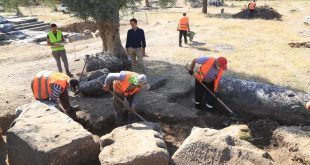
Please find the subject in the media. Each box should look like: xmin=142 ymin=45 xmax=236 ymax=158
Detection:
xmin=178 ymin=16 xmax=189 ymax=31
xmin=32 ymin=70 xmax=69 ymax=100
xmin=195 ymin=57 xmax=224 ymax=92
xmin=113 ymin=71 xmax=141 ymax=96
xmin=249 ymin=2 xmax=256 ymax=10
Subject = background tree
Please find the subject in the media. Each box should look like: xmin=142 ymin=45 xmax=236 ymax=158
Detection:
xmin=186 ymin=0 xmax=208 ymax=14
xmin=0 ymin=0 xmax=27 ymax=16
xmin=0 ymin=0 xmax=59 ymax=15
xmin=42 ymin=0 xmax=59 ymax=11
xmin=202 ymin=0 xmax=208 ymax=14
xmin=62 ymin=0 xmax=176 ymax=59
xmin=145 ymin=0 xmax=150 ymax=7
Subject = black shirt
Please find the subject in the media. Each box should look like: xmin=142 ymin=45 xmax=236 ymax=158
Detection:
xmin=125 ymin=28 xmax=146 ymax=49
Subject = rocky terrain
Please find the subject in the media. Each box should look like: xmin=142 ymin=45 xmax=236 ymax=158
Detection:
xmin=0 ymin=0 xmax=310 ymax=164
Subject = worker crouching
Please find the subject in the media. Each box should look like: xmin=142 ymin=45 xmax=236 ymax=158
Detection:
xmin=188 ymin=56 xmax=227 ymax=112
xmin=103 ymin=71 xmax=150 ymax=126
xmin=31 ymin=70 xmax=79 ymax=114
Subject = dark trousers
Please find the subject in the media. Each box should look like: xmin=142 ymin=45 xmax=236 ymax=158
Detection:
xmin=179 ymin=30 xmax=188 ymax=45
xmin=59 ymin=90 xmax=71 ymax=110
xmin=195 ymin=80 xmax=215 ymax=110
xmin=113 ymin=91 xmax=136 ymax=125
xmin=248 ymin=9 xmax=255 ymax=18
xmin=52 ymin=50 xmax=70 ymax=73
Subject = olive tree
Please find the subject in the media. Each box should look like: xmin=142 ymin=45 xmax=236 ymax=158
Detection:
xmin=186 ymin=0 xmax=208 ymax=14
xmin=0 ymin=0 xmax=27 ymax=15
xmin=0 ymin=0 xmax=59 ymax=15
xmin=202 ymin=0 xmax=207 ymax=14
xmin=62 ymin=0 xmax=176 ymax=59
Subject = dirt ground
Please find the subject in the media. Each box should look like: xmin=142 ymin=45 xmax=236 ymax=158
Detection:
xmin=0 ymin=1 xmax=309 ymax=163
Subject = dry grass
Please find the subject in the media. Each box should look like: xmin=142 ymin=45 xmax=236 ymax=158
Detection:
xmin=129 ymin=1 xmax=310 ymax=93
xmin=1 ymin=0 xmax=309 ymax=93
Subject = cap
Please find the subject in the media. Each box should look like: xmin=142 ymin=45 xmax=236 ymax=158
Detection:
xmin=217 ymin=57 xmax=227 ymax=70
xmin=138 ymin=74 xmax=150 ymax=90
xmin=138 ymin=74 xmax=147 ymax=84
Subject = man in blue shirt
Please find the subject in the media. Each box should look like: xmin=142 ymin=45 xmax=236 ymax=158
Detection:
xmin=125 ymin=18 xmax=146 ymax=74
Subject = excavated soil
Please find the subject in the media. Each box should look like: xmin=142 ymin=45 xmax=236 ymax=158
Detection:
xmin=288 ymin=42 xmax=310 ymax=48
xmin=233 ymin=6 xmax=282 ymax=20
xmin=248 ymin=119 xmax=279 ymax=148
xmin=59 ymin=21 xmax=98 ymax=33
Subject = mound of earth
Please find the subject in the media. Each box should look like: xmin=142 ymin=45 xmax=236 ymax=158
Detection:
xmin=288 ymin=42 xmax=310 ymax=48
xmin=233 ymin=6 xmax=282 ymax=20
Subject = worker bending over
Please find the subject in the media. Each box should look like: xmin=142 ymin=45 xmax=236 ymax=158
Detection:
xmin=177 ymin=13 xmax=190 ymax=47
xmin=103 ymin=71 xmax=150 ymax=126
xmin=188 ymin=56 xmax=227 ymax=112
xmin=31 ymin=70 xmax=79 ymax=114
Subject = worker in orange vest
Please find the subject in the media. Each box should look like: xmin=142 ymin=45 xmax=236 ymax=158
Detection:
xmin=306 ymin=101 xmax=310 ymax=111
xmin=242 ymin=5 xmax=247 ymax=11
xmin=31 ymin=70 xmax=79 ymax=114
xmin=103 ymin=71 xmax=150 ymax=126
xmin=248 ymin=0 xmax=256 ymax=18
xmin=188 ymin=56 xmax=227 ymax=112
xmin=177 ymin=12 xmax=190 ymax=47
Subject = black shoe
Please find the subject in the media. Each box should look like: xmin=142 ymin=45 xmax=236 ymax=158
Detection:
xmin=67 ymin=105 xmax=79 ymax=113
xmin=179 ymin=44 xmax=182 ymax=47
xmin=195 ymin=104 xmax=202 ymax=111
xmin=66 ymin=72 xmax=73 ymax=77
xmin=202 ymin=106 xmax=213 ymax=113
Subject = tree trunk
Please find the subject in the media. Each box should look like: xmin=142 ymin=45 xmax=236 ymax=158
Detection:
xmin=97 ymin=21 xmax=126 ymax=59
xmin=145 ymin=0 xmax=150 ymax=7
xmin=202 ymin=0 xmax=208 ymax=14
xmin=14 ymin=3 xmax=23 ymax=16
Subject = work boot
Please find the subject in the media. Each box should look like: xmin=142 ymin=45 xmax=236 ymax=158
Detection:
xmin=125 ymin=124 xmax=133 ymax=129
xmin=66 ymin=71 xmax=73 ymax=77
xmin=66 ymin=105 xmax=79 ymax=113
xmin=203 ymin=103 xmax=214 ymax=113
xmin=195 ymin=103 xmax=202 ymax=111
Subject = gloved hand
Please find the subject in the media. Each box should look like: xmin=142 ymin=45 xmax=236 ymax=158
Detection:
xmin=102 ymin=84 xmax=109 ymax=91
xmin=306 ymin=101 xmax=310 ymax=111
xmin=188 ymin=70 xmax=194 ymax=76
xmin=214 ymin=92 xmax=219 ymax=98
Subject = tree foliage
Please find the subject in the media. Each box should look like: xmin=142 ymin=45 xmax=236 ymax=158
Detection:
xmin=0 ymin=0 xmax=59 ymax=14
xmin=62 ymin=0 xmax=176 ymax=25
xmin=61 ymin=0 xmax=176 ymax=57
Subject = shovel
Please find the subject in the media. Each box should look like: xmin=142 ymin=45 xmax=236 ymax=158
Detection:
xmin=79 ymin=55 xmax=90 ymax=81
xmin=97 ymin=80 xmax=147 ymax=122
xmin=185 ymin=65 xmax=236 ymax=117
